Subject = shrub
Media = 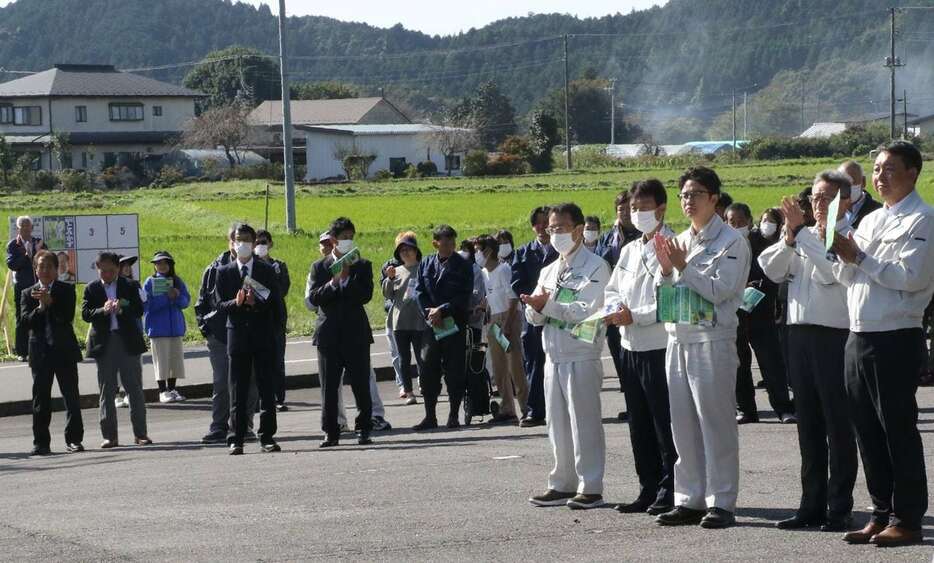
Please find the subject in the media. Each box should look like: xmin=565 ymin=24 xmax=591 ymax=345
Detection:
xmin=463 ymin=149 xmax=488 ymax=177
xmin=485 ymin=153 xmax=530 ymax=176
xmin=223 ymin=161 xmax=284 ymax=181
xmin=341 ymin=154 xmax=377 ymax=180
xmin=150 ymin=165 xmax=186 ymax=188
xmin=416 ymin=160 xmax=438 ymax=177
xmin=404 ymin=164 xmax=420 ymax=178
xmin=58 ymin=170 xmax=93 ymax=192
xmin=33 ymin=170 xmax=60 ymax=191
xmin=372 ymin=169 xmax=392 ymax=181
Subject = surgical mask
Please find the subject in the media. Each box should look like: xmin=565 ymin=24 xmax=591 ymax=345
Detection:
xmin=254 ymin=244 xmax=269 ymax=258
xmin=336 ymin=239 xmax=355 ymax=255
xmin=497 ymin=244 xmax=512 ymax=259
xmin=583 ymin=230 xmax=599 ymax=243
xmin=457 ymin=250 xmax=470 ymax=260
xmin=475 ymin=252 xmax=486 ymax=266
xmin=759 ymin=221 xmax=778 ymax=238
xmin=735 ymin=226 xmax=750 ymax=238
xmin=632 ymin=210 xmax=659 ymax=234
xmin=551 ymin=232 xmax=576 ymax=256
xmin=235 ymin=241 xmax=253 ymax=259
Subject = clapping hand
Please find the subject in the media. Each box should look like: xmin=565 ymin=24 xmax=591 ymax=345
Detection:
xmin=781 ymin=196 xmax=804 ymax=243
xmin=831 ymin=231 xmax=861 ymax=264
xmin=520 ymin=291 xmax=551 ymax=313
xmin=604 ymin=305 xmax=634 ymax=327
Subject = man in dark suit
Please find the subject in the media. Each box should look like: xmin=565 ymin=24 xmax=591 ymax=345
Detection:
xmin=305 ymin=217 xmax=375 ymax=447
xmin=6 ymin=215 xmax=47 ymax=361
xmin=839 ymin=160 xmax=883 ymax=229
xmin=510 ymin=207 xmax=558 ymax=427
xmin=22 ymin=250 xmax=84 ymax=455
xmin=595 ymin=191 xmax=641 ymax=421
xmin=82 ymin=251 xmax=150 ymax=448
xmin=213 ymin=223 xmax=281 ymax=455
xmin=414 ymin=224 xmax=473 ymax=430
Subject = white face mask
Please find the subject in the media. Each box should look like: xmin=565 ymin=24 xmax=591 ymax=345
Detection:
xmin=735 ymin=226 xmax=750 ymax=238
xmin=759 ymin=221 xmax=778 ymax=238
xmin=497 ymin=244 xmax=512 ymax=259
xmin=457 ymin=250 xmax=470 ymax=260
xmin=551 ymin=232 xmax=577 ymax=256
xmin=475 ymin=252 xmax=486 ymax=266
xmin=254 ymin=244 xmax=269 ymax=258
xmin=583 ymin=230 xmax=599 ymax=243
xmin=235 ymin=241 xmax=253 ymax=259
xmin=850 ymin=184 xmax=863 ymax=202
xmin=632 ymin=210 xmax=659 ymax=234
xmin=335 ymin=239 xmax=355 ymax=255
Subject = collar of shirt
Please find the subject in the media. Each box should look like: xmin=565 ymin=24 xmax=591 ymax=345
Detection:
xmin=883 ymin=188 xmax=919 ymax=216
xmin=691 ymin=213 xmax=725 ymax=243
xmin=558 ymin=242 xmax=584 ymax=268
xmin=237 ymin=258 xmax=254 ymax=279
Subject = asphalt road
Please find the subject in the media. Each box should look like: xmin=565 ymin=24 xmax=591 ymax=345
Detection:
xmin=0 ymin=375 xmax=931 ymax=561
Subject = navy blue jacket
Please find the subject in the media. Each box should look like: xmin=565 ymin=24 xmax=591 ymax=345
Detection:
xmin=415 ymin=252 xmax=473 ymax=327
xmin=194 ymin=251 xmax=232 ymax=343
xmin=510 ymin=239 xmax=557 ymax=297
xmin=595 ymin=224 xmax=641 ymax=267
xmin=6 ymin=236 xmax=47 ymax=289
xmin=306 ymin=256 xmax=374 ymax=349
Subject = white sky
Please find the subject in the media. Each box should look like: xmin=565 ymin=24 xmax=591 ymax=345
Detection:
xmin=0 ymin=0 xmax=668 ymax=36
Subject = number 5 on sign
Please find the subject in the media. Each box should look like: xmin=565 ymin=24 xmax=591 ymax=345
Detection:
xmin=108 ymin=215 xmax=138 ymax=248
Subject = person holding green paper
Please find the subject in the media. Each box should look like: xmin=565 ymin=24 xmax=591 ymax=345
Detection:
xmin=143 ymin=250 xmax=190 ymax=403
xmin=758 ymin=169 xmax=857 ymax=533
xmin=603 ymin=179 xmax=678 ymax=516
xmin=654 ymin=166 xmax=750 ymax=529
xmin=476 ymin=234 xmax=528 ymax=423
xmin=523 ymin=203 xmax=611 ymax=511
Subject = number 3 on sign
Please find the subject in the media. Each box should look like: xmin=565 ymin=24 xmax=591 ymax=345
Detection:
xmin=89 ymin=227 xmax=94 ymax=237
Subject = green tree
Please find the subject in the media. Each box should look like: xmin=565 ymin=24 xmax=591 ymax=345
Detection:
xmin=448 ymin=81 xmax=517 ymax=150
xmin=183 ymin=46 xmax=281 ymax=109
xmin=536 ymin=78 xmax=643 ymax=144
xmin=291 ymin=81 xmax=359 ymax=100
xmin=0 ymin=137 xmax=16 ymax=187
xmin=526 ymin=110 xmax=560 ymax=172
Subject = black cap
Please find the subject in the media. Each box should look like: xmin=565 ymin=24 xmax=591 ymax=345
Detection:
xmin=118 ymin=255 xmax=138 ymax=267
xmin=393 ymin=236 xmax=421 ymax=263
xmin=150 ymin=250 xmax=174 ymax=264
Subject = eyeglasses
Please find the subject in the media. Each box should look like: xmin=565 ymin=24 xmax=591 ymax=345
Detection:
xmin=546 ymin=225 xmax=575 ymax=235
xmin=808 ymin=195 xmax=846 ymax=205
xmin=678 ymin=191 xmax=711 ymax=202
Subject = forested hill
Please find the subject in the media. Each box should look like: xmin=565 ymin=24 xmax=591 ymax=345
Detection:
xmin=2 ymin=0 xmax=934 ymax=138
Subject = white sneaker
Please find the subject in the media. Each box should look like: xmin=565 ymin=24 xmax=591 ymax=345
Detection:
xmin=159 ymin=391 xmax=173 ymax=403
xmin=170 ymin=389 xmax=186 ymax=402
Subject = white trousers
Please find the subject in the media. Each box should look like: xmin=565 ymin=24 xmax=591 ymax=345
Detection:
xmin=666 ymin=338 xmax=740 ymax=512
xmin=545 ymin=358 xmax=606 ymax=495
xmin=337 ymin=367 xmax=385 ymax=425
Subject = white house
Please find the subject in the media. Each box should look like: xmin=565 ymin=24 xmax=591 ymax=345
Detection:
xmin=0 ymin=64 xmax=201 ymax=171
xmin=300 ymin=124 xmax=470 ymax=181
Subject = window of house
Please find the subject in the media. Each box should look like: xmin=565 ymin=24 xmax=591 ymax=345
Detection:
xmin=445 ymin=154 xmax=461 ymax=171
xmin=109 ymin=103 xmax=144 ymax=121
xmin=389 ymin=157 xmax=407 ymax=177
xmin=152 ymin=105 xmax=163 ymax=117
xmin=103 ymin=152 xmax=117 ymax=168
xmin=13 ymin=106 xmax=42 ymax=125
xmin=60 ymin=151 xmax=73 ymax=170
xmin=0 ymin=105 xmax=12 ymax=124
xmin=75 ymin=106 xmax=87 ymax=123
xmin=81 ymin=152 xmax=89 ymax=169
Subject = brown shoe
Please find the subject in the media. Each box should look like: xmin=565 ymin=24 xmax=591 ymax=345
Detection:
xmin=842 ymin=521 xmax=887 ymax=544
xmin=869 ymin=525 xmax=923 ymax=547
xmin=100 ymin=439 xmax=119 ymax=449
xmin=134 ymin=436 xmax=153 ymax=446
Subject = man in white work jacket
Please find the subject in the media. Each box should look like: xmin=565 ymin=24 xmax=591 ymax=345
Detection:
xmin=522 ymin=202 xmax=611 ymax=510
xmin=831 ymin=141 xmax=934 ymax=547
xmin=759 ymin=170 xmax=857 ymax=533
xmin=654 ymin=166 xmax=750 ymax=529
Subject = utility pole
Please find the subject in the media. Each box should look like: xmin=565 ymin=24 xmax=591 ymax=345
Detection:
xmin=563 ymin=34 xmax=571 ymax=170
xmin=885 ymin=7 xmax=904 ymax=140
xmin=278 ymin=0 xmax=296 ymax=233
xmin=606 ymin=78 xmax=616 ymax=145
xmin=900 ymin=90 xmax=909 ymax=138
xmin=743 ymin=91 xmax=748 ymax=140
xmin=800 ymin=80 xmax=806 ymax=133
xmin=731 ymin=88 xmax=737 ymax=155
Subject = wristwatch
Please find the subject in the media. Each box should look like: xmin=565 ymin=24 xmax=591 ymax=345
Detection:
xmin=855 ymin=250 xmax=867 ymax=266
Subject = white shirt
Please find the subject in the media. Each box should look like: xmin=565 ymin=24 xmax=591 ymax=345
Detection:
xmin=104 ymin=279 xmax=119 ymax=331
xmin=833 ymin=189 xmax=934 ymax=332
xmin=758 ymin=227 xmax=849 ymax=330
xmin=605 ymin=226 xmax=674 ymax=352
xmin=482 ymin=263 xmax=517 ymax=316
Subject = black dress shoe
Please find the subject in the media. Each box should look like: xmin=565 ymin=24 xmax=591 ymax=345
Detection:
xmin=413 ymin=417 xmax=438 ymax=431
xmin=656 ymin=506 xmax=706 ymax=526
xmin=275 ymin=403 xmax=289 ymax=412
xmin=736 ymin=413 xmax=759 ymax=424
xmin=201 ymin=432 xmax=227 ymax=444
xmin=777 ymin=514 xmax=824 ymax=529
xmin=319 ymin=437 xmax=340 ymax=448
xmin=820 ymin=514 xmax=853 ymax=532
xmin=228 ymin=444 xmax=244 ymax=455
xmin=260 ymin=442 xmax=281 ymax=453
xmin=65 ymin=443 xmax=84 ymax=453
xmin=617 ymin=411 xmax=629 ymax=422
xmin=615 ymin=499 xmax=653 ymax=513
xmin=446 ymin=414 xmax=460 ymax=429
xmin=357 ymin=433 xmax=372 ymax=445
xmin=30 ymin=446 xmax=52 ymax=456
xmin=519 ymin=417 xmax=545 ymax=428
xmin=646 ymin=502 xmax=674 ymax=516
xmin=700 ymin=507 xmax=736 ymax=529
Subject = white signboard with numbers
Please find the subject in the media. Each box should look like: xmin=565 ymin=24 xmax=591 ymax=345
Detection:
xmin=9 ymin=214 xmax=140 ymax=284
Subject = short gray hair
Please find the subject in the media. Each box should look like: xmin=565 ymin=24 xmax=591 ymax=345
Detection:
xmin=838 ymin=160 xmax=863 ymax=184
xmin=814 ymin=169 xmax=852 ymax=199
xmin=15 ymin=216 xmax=32 ymax=228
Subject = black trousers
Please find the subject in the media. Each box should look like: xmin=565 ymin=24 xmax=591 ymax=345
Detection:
xmin=621 ymin=348 xmax=677 ymax=506
xmin=31 ymin=356 xmax=83 ymax=448
xmin=421 ymin=326 xmax=466 ymax=419
xmin=845 ymin=329 xmax=928 ymax=530
xmin=736 ymin=316 xmax=795 ymax=417
xmin=607 ymin=324 xmax=627 ymax=390
xmin=228 ymin=348 xmax=277 ymax=446
xmin=318 ymin=344 xmax=372 ymax=438
xmin=520 ymin=317 xmax=546 ymax=419
xmin=786 ymin=325 xmax=857 ymax=519
xmin=14 ymin=288 xmax=28 ymax=359
xmin=274 ymin=329 xmax=287 ymax=404
xmin=393 ymin=329 xmax=426 ymax=393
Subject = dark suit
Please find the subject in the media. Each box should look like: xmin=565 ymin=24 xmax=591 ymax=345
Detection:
xmin=82 ymin=276 xmax=148 ymax=442
xmin=595 ymin=225 xmax=641 ymax=398
xmin=850 ymin=191 xmax=883 ymax=229
xmin=214 ymin=259 xmax=280 ymax=446
xmin=510 ymin=239 xmax=557 ymax=420
xmin=6 ymin=236 xmax=47 ymax=358
xmin=415 ymin=252 xmax=473 ymax=420
xmin=307 ymin=255 xmax=374 ymax=437
xmin=21 ymin=281 xmax=83 ymax=449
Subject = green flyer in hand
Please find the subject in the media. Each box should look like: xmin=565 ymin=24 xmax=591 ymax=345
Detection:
xmin=151 ymin=276 xmax=173 ymax=296
xmin=740 ymin=287 xmax=766 ymax=313
xmin=433 ymin=316 xmax=459 ymax=341
xmin=656 ymin=285 xmax=716 ymax=326
xmin=825 ymin=190 xmax=841 ymax=251
xmin=329 ymin=247 xmax=361 ymax=276
xmin=490 ymin=323 xmax=511 ymax=352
